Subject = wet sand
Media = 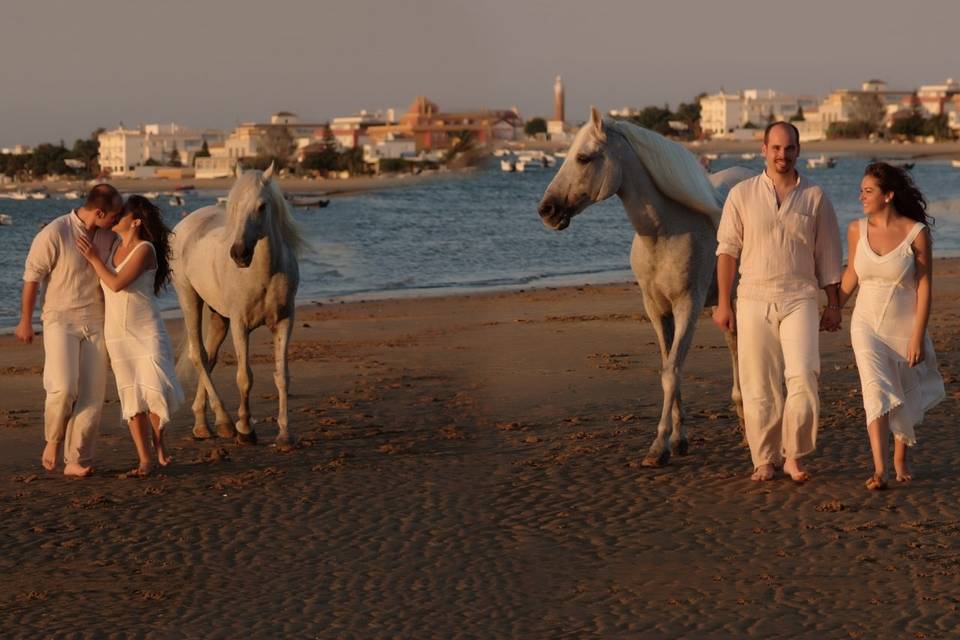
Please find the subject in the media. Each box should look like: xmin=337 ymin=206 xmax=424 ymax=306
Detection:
xmin=1 ymin=261 xmax=959 ymax=637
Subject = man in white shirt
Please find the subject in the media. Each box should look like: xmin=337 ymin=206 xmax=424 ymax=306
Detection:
xmin=15 ymin=184 xmax=123 ymax=476
xmin=713 ymin=122 xmax=843 ymax=482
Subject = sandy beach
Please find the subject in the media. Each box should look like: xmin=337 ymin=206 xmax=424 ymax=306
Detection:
xmin=1 ymin=260 xmax=959 ymax=637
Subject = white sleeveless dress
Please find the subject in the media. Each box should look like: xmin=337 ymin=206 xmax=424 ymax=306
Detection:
xmin=851 ymin=219 xmax=944 ymax=444
xmin=102 ymin=241 xmax=184 ymax=427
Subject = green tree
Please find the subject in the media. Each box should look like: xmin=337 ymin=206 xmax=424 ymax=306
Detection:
xmin=524 ymin=117 xmax=547 ymax=137
xmin=790 ymin=106 xmax=805 ymax=122
xmin=167 ymin=145 xmax=182 ymax=167
xmin=257 ymin=126 xmax=295 ymax=168
xmin=889 ymin=110 xmax=926 ymax=138
xmin=193 ymin=140 xmax=211 ymax=166
xmin=850 ymin=93 xmax=886 ymax=134
xmin=630 ymin=105 xmax=673 ymax=135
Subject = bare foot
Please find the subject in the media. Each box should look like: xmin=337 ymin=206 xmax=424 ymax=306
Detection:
xmin=153 ymin=429 xmax=172 ymax=467
xmin=42 ymin=441 xmax=59 ymax=471
xmin=894 ymin=459 xmax=912 ymax=483
xmin=63 ymin=463 xmax=92 ymax=477
xmin=783 ymin=458 xmax=810 ymax=483
xmin=865 ymin=473 xmax=888 ymax=491
xmin=118 ymin=464 xmax=152 ymax=479
xmin=751 ymin=463 xmax=775 ymax=482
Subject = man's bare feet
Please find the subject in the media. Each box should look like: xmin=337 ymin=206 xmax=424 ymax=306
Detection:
xmin=42 ymin=441 xmax=59 ymax=471
xmin=751 ymin=463 xmax=775 ymax=482
xmin=63 ymin=463 xmax=92 ymax=477
xmin=783 ymin=458 xmax=810 ymax=483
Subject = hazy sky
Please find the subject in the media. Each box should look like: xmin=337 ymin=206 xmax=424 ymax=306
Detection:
xmin=2 ymin=0 xmax=957 ymax=147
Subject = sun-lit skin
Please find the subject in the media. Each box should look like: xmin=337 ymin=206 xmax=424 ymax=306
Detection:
xmin=761 ymin=124 xmax=799 ymax=177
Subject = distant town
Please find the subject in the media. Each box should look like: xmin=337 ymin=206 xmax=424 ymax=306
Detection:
xmin=2 ymin=75 xmax=960 ymax=183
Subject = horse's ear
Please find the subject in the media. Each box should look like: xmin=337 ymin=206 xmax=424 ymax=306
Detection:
xmin=262 ymin=161 xmax=275 ymax=183
xmin=590 ymin=106 xmax=606 ymax=142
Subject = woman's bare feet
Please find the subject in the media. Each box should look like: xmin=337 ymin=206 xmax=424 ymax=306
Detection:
xmin=42 ymin=441 xmax=59 ymax=471
xmin=152 ymin=426 xmax=172 ymax=467
xmin=865 ymin=473 xmax=888 ymax=491
xmin=783 ymin=458 xmax=810 ymax=483
xmin=118 ymin=463 xmax=152 ymax=479
xmin=894 ymin=442 xmax=912 ymax=482
xmin=751 ymin=463 xmax=775 ymax=481
xmin=63 ymin=463 xmax=92 ymax=477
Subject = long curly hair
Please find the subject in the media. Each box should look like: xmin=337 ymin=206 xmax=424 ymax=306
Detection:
xmin=863 ymin=162 xmax=934 ymax=227
xmin=125 ymin=195 xmax=174 ymax=294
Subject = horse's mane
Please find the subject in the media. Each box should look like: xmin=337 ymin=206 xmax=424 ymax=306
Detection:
xmin=266 ymin=180 xmax=308 ymax=257
xmin=607 ymin=120 xmax=722 ymax=226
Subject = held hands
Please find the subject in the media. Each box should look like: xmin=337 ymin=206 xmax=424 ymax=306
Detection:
xmin=820 ymin=307 xmax=842 ymax=332
xmin=907 ymin=335 xmax=925 ymax=367
xmin=712 ymin=303 xmax=736 ymax=334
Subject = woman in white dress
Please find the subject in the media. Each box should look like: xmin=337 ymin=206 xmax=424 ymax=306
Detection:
xmin=76 ymin=195 xmax=184 ymax=476
xmin=837 ymin=163 xmax=945 ymax=490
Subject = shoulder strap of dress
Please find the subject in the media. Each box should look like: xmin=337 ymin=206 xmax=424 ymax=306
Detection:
xmin=905 ymin=221 xmax=925 ymax=246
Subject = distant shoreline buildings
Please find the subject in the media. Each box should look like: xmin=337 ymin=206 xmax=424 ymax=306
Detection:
xmin=699 ymin=78 xmax=960 ymax=142
xmin=3 ymin=74 xmax=960 ymax=181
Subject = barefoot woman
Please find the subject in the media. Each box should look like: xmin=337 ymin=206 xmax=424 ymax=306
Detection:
xmin=77 ymin=195 xmax=184 ymax=476
xmin=837 ymin=163 xmax=945 ymax=490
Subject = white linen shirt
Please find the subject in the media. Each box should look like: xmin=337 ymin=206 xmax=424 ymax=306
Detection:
xmin=716 ymin=171 xmax=843 ymax=304
xmin=22 ymin=211 xmax=115 ymax=323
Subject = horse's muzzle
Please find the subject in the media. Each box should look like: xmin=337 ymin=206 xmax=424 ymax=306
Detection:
xmin=230 ymin=244 xmax=253 ymax=268
xmin=537 ymin=199 xmax=571 ymax=230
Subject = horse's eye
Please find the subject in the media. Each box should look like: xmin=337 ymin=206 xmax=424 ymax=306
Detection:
xmin=576 ymin=154 xmax=592 ymax=164
xmin=257 ymin=203 xmax=266 ymax=213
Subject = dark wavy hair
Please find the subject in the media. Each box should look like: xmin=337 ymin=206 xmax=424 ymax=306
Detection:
xmin=124 ymin=195 xmax=174 ymax=295
xmin=863 ymin=162 xmax=934 ymax=227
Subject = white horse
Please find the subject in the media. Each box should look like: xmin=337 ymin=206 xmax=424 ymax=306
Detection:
xmin=538 ymin=108 xmax=748 ymax=467
xmin=171 ymin=164 xmax=305 ymax=445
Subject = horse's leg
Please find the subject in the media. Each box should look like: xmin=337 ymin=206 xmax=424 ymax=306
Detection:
xmin=643 ymin=297 xmax=698 ymax=468
xmin=179 ymin=288 xmax=232 ymax=439
xmin=273 ymin=314 xmax=294 ymax=446
xmin=723 ymin=327 xmax=746 ymax=438
xmin=202 ymin=310 xmax=235 ymax=438
xmin=229 ymin=321 xmax=256 ymax=445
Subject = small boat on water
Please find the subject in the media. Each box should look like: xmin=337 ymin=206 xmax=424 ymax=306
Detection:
xmin=806 ymin=154 xmax=837 ymax=169
xmin=169 ymin=195 xmax=184 ymax=207
xmin=287 ymin=195 xmax=330 ymax=208
xmin=0 ymin=213 xmax=12 ymax=226
xmin=7 ymin=191 xmax=29 ymax=200
xmin=216 ymin=196 xmax=229 ymax=205
xmin=142 ymin=191 xmax=159 ymax=199
xmin=500 ymin=158 xmax=516 ymax=172
xmin=702 ymin=153 xmax=720 ymax=161
xmin=554 ymin=150 xmax=568 ymax=159
xmin=30 ymin=191 xmax=49 ymax=200
xmin=951 ymin=159 xmax=960 ymax=169
xmin=62 ymin=190 xmax=82 ymax=200
xmin=740 ymin=153 xmax=757 ymax=160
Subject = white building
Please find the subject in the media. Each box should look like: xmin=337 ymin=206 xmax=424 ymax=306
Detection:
xmin=917 ymin=78 xmax=960 ymax=116
xmin=701 ymin=89 xmax=812 ymax=137
xmin=99 ymin=123 xmax=220 ymax=175
xmin=362 ymin=136 xmax=416 ymax=164
xmin=195 ymin=156 xmax=238 ymax=179
xmin=700 ymin=91 xmax=743 ymax=136
xmin=330 ymin=110 xmax=394 ymax=149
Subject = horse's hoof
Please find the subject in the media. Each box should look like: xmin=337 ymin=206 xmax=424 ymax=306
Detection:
xmin=236 ymin=430 xmax=258 ymax=446
xmin=641 ymin=450 xmax=671 ymax=467
xmin=275 ymin=432 xmax=296 ymax=450
xmin=670 ymin=438 xmax=689 ymax=456
xmin=192 ymin=425 xmax=214 ymax=440
xmin=216 ymin=422 xmax=236 ymax=438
